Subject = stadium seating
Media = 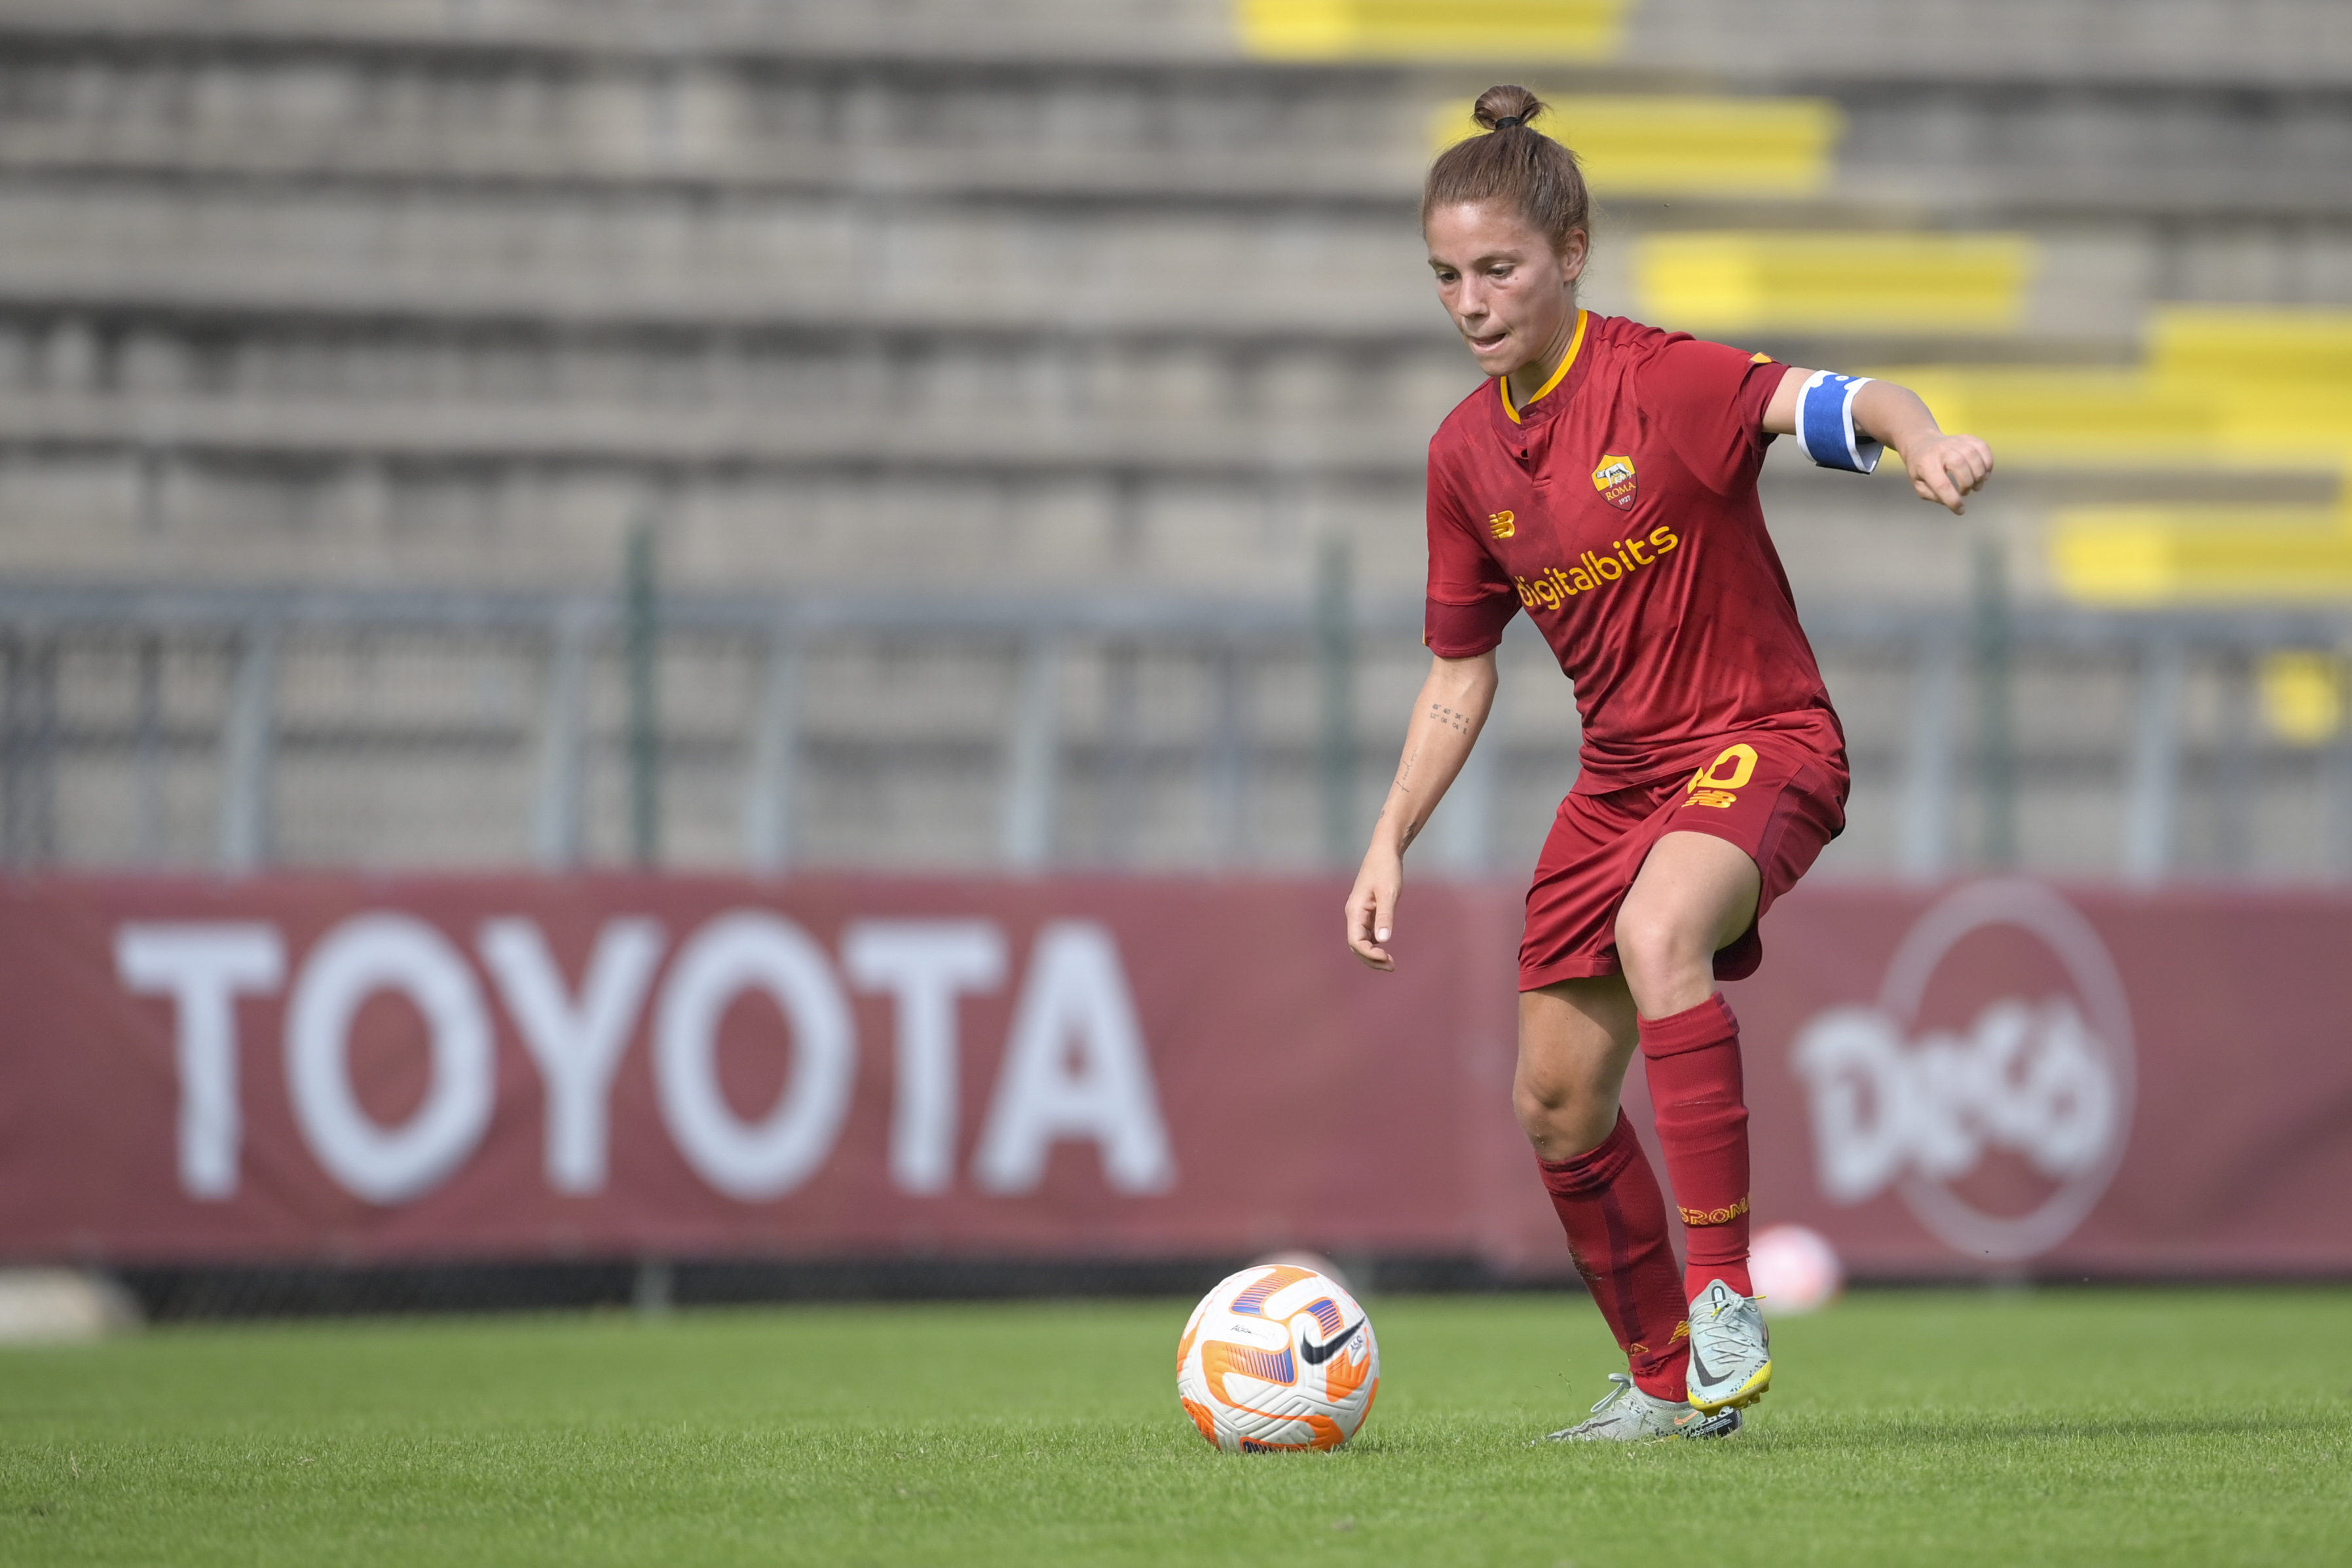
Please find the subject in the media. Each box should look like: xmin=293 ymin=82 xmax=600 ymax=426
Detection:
xmin=1446 ymin=95 xmax=1845 ymax=196
xmin=1242 ymin=0 xmax=1630 ymax=61
xmin=2 ymin=0 xmax=2347 ymax=591
xmin=0 ymin=0 xmax=2345 ymax=876
xmin=1636 ymin=232 xmax=2039 ymax=334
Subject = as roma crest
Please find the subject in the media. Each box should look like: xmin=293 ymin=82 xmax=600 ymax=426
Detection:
xmin=1592 ymin=455 xmax=1637 ymax=512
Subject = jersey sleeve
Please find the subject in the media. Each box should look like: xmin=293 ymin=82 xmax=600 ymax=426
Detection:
xmin=1423 ymin=458 xmax=1519 ymax=658
xmin=1638 ymin=339 xmax=1785 ymax=496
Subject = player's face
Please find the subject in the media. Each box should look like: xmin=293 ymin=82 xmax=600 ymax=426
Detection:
xmin=1425 ymin=202 xmax=1588 ymax=381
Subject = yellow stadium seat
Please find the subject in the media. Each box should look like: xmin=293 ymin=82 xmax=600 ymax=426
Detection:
xmin=2148 ymin=307 xmax=2352 ymax=384
xmin=2019 ymin=308 xmax=2352 ymax=606
xmin=2145 ymin=309 xmax=2352 ymax=466
xmin=1430 ymin=96 xmax=1844 ymax=196
xmin=2205 ymin=383 xmax=2352 ymax=467
xmin=1885 ymin=369 xmax=2225 ymax=467
xmin=2259 ymin=652 xmax=2345 ymax=745
xmin=1235 ymin=0 xmax=1625 ymax=59
xmin=1635 ymin=233 xmax=2038 ymax=333
xmin=1880 ymin=367 xmax=2352 ymax=472
xmin=2049 ymin=505 xmax=2352 ymax=604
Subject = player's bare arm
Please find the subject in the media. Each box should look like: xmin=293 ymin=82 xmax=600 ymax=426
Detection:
xmin=1345 ymin=649 xmax=1497 ymax=972
xmin=1763 ymin=367 xmax=1995 ymax=514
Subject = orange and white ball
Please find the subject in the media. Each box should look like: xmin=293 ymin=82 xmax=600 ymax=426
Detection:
xmin=1176 ymin=1264 xmax=1379 ymax=1452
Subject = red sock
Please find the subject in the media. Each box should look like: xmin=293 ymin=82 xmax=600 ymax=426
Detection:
xmin=1640 ymin=993 xmax=1753 ymax=1302
xmin=1534 ymin=1109 xmax=1690 ymax=1402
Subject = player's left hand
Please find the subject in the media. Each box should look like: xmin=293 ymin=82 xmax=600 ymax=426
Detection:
xmin=1906 ymin=432 xmax=1994 ymax=514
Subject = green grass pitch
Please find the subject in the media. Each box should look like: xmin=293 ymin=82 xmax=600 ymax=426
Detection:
xmin=2 ymin=1287 xmax=2347 ymax=1566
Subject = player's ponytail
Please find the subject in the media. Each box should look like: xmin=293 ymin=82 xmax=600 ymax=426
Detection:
xmin=1422 ymin=86 xmax=1591 ymax=253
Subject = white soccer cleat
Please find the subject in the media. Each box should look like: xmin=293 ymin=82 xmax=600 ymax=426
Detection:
xmin=1544 ymin=1373 xmax=1742 ymax=1442
xmin=1685 ymin=1279 xmax=1772 ymax=1413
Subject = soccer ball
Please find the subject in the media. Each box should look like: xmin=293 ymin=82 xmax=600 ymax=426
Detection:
xmin=1749 ymin=1223 xmax=1844 ymax=1315
xmin=1176 ymin=1263 xmax=1379 ymax=1452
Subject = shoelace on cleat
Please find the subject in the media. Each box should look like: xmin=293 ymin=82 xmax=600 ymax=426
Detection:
xmin=1585 ymin=1373 xmax=1636 ymax=1415
xmin=1694 ymin=1291 xmax=1768 ymax=1360
xmin=1549 ymin=1375 xmax=1647 ymax=1440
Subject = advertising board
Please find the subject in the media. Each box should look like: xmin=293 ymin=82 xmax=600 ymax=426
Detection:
xmin=5 ymin=876 xmax=2345 ymax=1278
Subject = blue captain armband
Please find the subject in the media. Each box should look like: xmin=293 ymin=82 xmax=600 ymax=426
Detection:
xmin=1795 ymin=370 xmax=1885 ymax=474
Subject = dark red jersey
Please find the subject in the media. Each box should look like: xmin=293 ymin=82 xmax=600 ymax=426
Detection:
xmin=1423 ymin=310 xmax=1844 ymax=794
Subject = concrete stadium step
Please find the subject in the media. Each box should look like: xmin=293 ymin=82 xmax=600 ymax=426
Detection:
xmin=0 ymin=0 xmax=1242 ymax=63
xmin=5 ymin=167 xmax=2340 ymax=393
xmin=21 ymin=300 xmax=2347 ymax=495
xmin=0 ymin=269 xmax=2336 ymax=597
xmin=1622 ymin=0 xmax=2352 ymax=89
xmin=0 ymin=35 xmax=1427 ymax=204
xmin=1250 ymin=0 xmax=2352 ymax=88
xmin=0 ymin=174 xmax=2230 ymax=357
xmin=0 ymin=200 xmax=2330 ymax=478
xmin=13 ymin=0 xmax=2352 ymax=86
xmin=1823 ymin=81 xmax=2352 ymax=223
xmin=6 ymin=29 xmax=2352 ymax=225
xmin=0 ymin=181 xmax=1432 ymax=339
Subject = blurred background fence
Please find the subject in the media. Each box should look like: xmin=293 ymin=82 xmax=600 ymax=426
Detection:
xmin=6 ymin=582 xmax=2352 ymax=884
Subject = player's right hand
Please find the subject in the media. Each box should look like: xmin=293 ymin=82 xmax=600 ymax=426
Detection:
xmin=1346 ymin=846 xmax=1403 ymax=971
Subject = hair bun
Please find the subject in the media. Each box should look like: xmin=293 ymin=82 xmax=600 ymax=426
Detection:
xmin=1425 ymin=83 xmax=1587 ymax=249
xmin=1472 ymin=84 xmax=1545 ymax=132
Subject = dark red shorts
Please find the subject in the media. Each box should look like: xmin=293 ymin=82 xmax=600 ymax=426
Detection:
xmin=1519 ymin=731 xmax=1848 ymax=992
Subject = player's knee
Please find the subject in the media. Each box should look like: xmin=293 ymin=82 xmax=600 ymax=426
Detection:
xmin=1510 ymin=1070 xmax=1563 ymax=1130
xmin=1512 ymin=1070 xmax=1611 ymax=1156
xmin=1613 ymin=906 xmax=1707 ymax=998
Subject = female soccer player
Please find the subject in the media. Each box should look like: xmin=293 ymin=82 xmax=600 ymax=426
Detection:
xmin=1346 ymin=86 xmax=1993 ymax=1441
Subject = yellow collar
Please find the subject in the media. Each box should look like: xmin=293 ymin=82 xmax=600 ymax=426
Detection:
xmin=1501 ymin=309 xmax=1589 ymax=424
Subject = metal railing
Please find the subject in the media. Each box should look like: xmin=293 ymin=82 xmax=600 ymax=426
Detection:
xmin=0 ymin=580 xmax=2346 ymax=884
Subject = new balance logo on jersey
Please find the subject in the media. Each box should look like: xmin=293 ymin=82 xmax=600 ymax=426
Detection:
xmin=1489 ymin=510 xmax=1516 ymax=539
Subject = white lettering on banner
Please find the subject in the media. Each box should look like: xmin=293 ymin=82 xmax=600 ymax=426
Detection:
xmin=1793 ymin=998 xmax=2117 ymax=1204
xmin=841 ymin=920 xmax=1007 ymax=1195
xmin=1787 ymin=880 xmax=2135 ymax=1261
xmin=652 ymin=911 xmax=854 ymax=1200
xmin=972 ymin=921 xmax=1176 ymax=1195
xmin=113 ymin=923 xmax=287 ymax=1200
xmin=109 ymin=906 xmax=1173 ymax=1209
xmin=285 ymin=914 xmax=496 ymax=1204
xmin=478 ymin=917 xmax=666 ymax=1194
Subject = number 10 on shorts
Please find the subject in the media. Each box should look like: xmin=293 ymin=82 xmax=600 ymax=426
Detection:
xmin=1685 ymin=743 xmax=1758 ymax=810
